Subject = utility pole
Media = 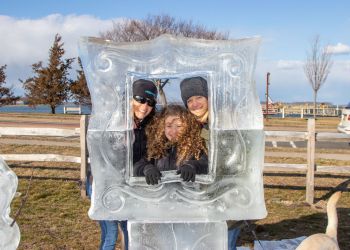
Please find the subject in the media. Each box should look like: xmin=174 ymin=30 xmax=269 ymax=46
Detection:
xmin=265 ymin=72 xmax=270 ymax=120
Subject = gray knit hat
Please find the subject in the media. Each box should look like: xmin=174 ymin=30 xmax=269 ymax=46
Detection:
xmin=180 ymin=76 xmax=208 ymax=106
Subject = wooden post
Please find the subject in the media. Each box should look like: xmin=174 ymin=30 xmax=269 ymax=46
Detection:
xmin=306 ymin=119 xmax=316 ymax=204
xmin=301 ymin=108 xmax=304 ymax=118
xmin=282 ymin=108 xmax=285 ymax=118
xmin=80 ymin=115 xmax=88 ymax=198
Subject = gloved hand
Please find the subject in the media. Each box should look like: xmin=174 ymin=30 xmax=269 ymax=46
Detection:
xmin=143 ymin=164 xmax=161 ymax=185
xmin=176 ymin=164 xmax=196 ymax=182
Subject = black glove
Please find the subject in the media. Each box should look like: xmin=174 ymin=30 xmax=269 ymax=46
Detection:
xmin=176 ymin=164 xmax=196 ymax=182
xmin=143 ymin=164 xmax=161 ymax=185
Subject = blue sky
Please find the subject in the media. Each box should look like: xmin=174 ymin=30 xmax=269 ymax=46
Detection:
xmin=1 ymin=0 xmax=350 ymax=104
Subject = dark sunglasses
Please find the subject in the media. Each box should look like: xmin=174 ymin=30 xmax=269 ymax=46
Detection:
xmin=133 ymin=95 xmax=157 ymax=107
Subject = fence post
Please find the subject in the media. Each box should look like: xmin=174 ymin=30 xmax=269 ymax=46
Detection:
xmin=306 ymin=119 xmax=316 ymax=204
xmin=80 ymin=115 xmax=88 ymax=198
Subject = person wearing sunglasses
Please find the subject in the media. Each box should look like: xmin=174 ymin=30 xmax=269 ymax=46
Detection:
xmin=132 ymin=79 xmax=158 ymax=163
xmin=96 ymin=79 xmax=158 ymax=250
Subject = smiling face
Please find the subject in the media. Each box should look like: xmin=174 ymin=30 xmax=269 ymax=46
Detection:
xmin=164 ymin=115 xmax=185 ymax=142
xmin=133 ymin=99 xmax=153 ymax=120
xmin=186 ymin=96 xmax=208 ymax=119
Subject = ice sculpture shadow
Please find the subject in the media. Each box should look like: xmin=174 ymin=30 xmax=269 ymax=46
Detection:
xmin=0 ymin=157 xmax=20 ymax=250
xmin=79 ymin=34 xmax=267 ymax=222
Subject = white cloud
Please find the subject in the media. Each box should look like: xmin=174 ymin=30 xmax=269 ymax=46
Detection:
xmin=0 ymin=14 xmax=120 ymax=94
xmin=276 ymin=60 xmax=303 ymax=70
xmin=326 ymin=43 xmax=350 ymax=55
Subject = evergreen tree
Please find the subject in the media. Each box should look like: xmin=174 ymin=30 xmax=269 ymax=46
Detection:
xmin=0 ymin=65 xmax=19 ymax=106
xmin=70 ymin=57 xmax=91 ymax=105
xmin=23 ymin=34 xmax=74 ymax=114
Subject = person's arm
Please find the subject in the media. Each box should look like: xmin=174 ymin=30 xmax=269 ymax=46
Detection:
xmin=133 ymin=157 xmax=152 ymax=177
xmin=185 ymin=151 xmax=208 ymax=174
xmin=133 ymin=157 xmax=161 ymax=185
xmin=177 ymin=151 xmax=208 ymax=182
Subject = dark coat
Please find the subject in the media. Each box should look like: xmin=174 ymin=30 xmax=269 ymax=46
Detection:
xmin=133 ymin=146 xmax=208 ymax=176
xmin=132 ymin=115 xmax=153 ymax=164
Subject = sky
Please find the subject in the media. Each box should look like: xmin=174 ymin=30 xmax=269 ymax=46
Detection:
xmin=1 ymin=0 xmax=350 ymax=105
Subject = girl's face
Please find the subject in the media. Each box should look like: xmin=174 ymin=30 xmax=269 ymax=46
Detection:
xmin=164 ymin=115 xmax=185 ymax=142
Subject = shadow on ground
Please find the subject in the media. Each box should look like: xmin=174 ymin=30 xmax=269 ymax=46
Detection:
xmin=239 ymin=207 xmax=350 ymax=249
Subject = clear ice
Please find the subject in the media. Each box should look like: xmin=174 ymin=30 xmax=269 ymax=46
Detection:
xmin=0 ymin=157 xmax=20 ymax=250
xmin=79 ymin=34 xmax=266 ymax=248
xmin=129 ymin=221 xmax=228 ymax=250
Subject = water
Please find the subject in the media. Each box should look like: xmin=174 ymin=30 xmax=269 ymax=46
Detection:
xmin=0 ymin=104 xmax=91 ymax=114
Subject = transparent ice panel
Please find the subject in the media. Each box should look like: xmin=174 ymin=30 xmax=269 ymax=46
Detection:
xmin=0 ymin=157 xmax=20 ymax=250
xmin=79 ymin=34 xmax=266 ymax=221
xmin=129 ymin=221 xmax=227 ymax=250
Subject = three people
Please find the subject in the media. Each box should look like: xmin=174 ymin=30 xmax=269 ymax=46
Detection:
xmin=94 ymin=76 xmax=240 ymax=249
xmin=134 ymin=105 xmax=208 ymax=184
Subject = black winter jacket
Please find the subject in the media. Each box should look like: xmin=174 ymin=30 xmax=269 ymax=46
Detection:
xmin=133 ymin=146 xmax=208 ymax=176
xmin=132 ymin=115 xmax=153 ymax=164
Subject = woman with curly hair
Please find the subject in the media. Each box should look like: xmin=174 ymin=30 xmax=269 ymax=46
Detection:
xmin=134 ymin=105 xmax=208 ymax=185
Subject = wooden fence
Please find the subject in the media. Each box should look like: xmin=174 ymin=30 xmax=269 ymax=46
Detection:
xmin=1 ymin=116 xmax=350 ymax=204
xmin=278 ymin=107 xmax=341 ymax=118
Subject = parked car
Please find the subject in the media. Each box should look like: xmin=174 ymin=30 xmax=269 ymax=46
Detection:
xmin=337 ymin=104 xmax=350 ymax=134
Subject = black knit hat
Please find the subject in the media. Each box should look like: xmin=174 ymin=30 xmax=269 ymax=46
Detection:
xmin=180 ymin=76 xmax=208 ymax=106
xmin=132 ymin=79 xmax=158 ymax=100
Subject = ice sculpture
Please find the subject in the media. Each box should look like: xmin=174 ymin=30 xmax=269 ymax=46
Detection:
xmin=0 ymin=157 xmax=20 ymax=250
xmin=129 ymin=221 xmax=228 ymax=250
xmin=78 ymin=34 xmax=266 ymax=222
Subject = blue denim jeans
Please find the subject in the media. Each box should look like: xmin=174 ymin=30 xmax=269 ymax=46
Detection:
xmin=228 ymin=227 xmax=241 ymax=250
xmin=99 ymin=220 xmax=128 ymax=250
xmin=86 ymin=177 xmax=128 ymax=250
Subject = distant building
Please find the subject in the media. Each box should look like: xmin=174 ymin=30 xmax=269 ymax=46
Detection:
xmin=15 ymin=97 xmax=28 ymax=105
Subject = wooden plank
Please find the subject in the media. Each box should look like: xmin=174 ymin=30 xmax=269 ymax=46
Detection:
xmin=264 ymin=163 xmax=307 ymax=172
xmin=1 ymin=154 xmax=80 ymax=163
xmin=317 ymin=165 xmax=350 ymax=173
xmin=264 ymin=163 xmax=350 ymax=174
xmin=80 ymin=115 xmax=88 ymax=198
xmin=0 ymin=127 xmax=79 ymax=137
xmin=317 ymin=132 xmax=350 ymax=141
xmin=306 ymin=119 xmax=315 ymax=204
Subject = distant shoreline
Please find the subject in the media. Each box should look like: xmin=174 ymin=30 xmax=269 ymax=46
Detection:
xmin=0 ymin=104 xmax=91 ymax=115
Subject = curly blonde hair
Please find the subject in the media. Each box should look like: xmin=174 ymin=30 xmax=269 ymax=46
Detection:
xmin=146 ymin=105 xmax=207 ymax=166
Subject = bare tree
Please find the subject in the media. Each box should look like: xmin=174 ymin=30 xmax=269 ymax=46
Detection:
xmin=100 ymin=14 xmax=228 ymax=102
xmin=100 ymin=14 xmax=229 ymax=42
xmin=304 ymin=36 xmax=333 ymax=118
xmin=0 ymin=65 xmax=19 ymax=106
xmin=22 ymin=34 xmax=74 ymax=114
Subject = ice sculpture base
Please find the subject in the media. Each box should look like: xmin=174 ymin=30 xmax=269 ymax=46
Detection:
xmin=129 ymin=221 xmax=228 ymax=250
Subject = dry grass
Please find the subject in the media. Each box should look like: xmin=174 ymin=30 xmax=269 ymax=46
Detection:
xmin=2 ymin=115 xmax=349 ymax=249
xmin=11 ymin=179 xmax=103 ymax=250
xmin=264 ymin=117 xmax=340 ymax=131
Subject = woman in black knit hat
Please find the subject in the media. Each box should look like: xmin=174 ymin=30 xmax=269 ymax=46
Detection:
xmin=97 ymin=79 xmax=158 ymax=250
